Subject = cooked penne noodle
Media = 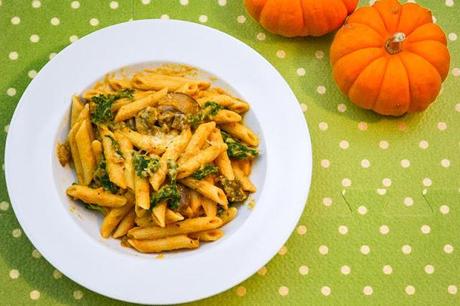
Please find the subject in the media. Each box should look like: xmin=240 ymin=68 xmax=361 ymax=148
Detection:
xmin=165 ymin=209 xmax=185 ymax=224
xmin=128 ymin=217 xmax=223 ymax=240
xmin=235 ymin=159 xmax=252 ymax=176
xmin=70 ymin=96 xmax=84 ymax=127
xmin=132 ymin=72 xmax=210 ymax=91
xmin=212 ymin=110 xmax=242 ymax=124
xmin=197 ymin=94 xmax=250 ymax=113
xmin=113 ymin=210 xmax=136 ymax=238
xmin=232 ymin=162 xmax=256 ymax=193
xmin=68 ymin=122 xmax=84 ymax=184
xmin=100 ymin=127 xmax=127 ymax=189
xmin=91 ymin=140 xmax=103 ymax=162
xmin=176 ymin=144 xmax=227 ymax=179
xmin=189 ymin=190 xmax=202 ymax=217
xmin=176 ymin=82 xmax=200 ymax=96
xmin=120 ymin=128 xmax=167 ymax=155
xmin=212 ymin=129 xmax=234 ymax=180
xmin=189 ymin=229 xmax=223 ymax=242
xmin=115 ymin=132 xmax=135 ymax=190
xmin=152 ymin=201 xmax=167 ymax=228
xmin=66 ymin=185 xmax=127 ymax=207
xmin=111 ymin=91 xmax=156 ymax=111
xmin=134 ymin=174 xmax=150 ymax=211
xmin=128 ymin=235 xmax=199 ymax=253
xmin=180 ymin=178 xmax=228 ymax=206
xmin=150 ymin=128 xmax=192 ymax=191
xmin=115 ymin=88 xmax=168 ymax=122
xmin=178 ymin=122 xmax=216 ymax=164
xmin=201 ymin=197 xmax=217 ymax=217
xmin=107 ymin=77 xmax=131 ymax=91
xmin=75 ymin=120 xmax=96 ymax=185
xmin=219 ymin=207 xmax=238 ymax=226
xmin=101 ymin=197 xmax=135 ymax=238
xmin=135 ymin=214 xmax=153 ymax=227
xmin=220 ymin=122 xmax=259 ymax=147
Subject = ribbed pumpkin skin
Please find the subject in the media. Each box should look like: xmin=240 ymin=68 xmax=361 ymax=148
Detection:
xmin=244 ymin=0 xmax=359 ymax=37
xmin=330 ymin=0 xmax=450 ymax=116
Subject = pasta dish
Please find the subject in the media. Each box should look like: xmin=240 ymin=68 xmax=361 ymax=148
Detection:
xmin=57 ymin=65 xmax=259 ymax=254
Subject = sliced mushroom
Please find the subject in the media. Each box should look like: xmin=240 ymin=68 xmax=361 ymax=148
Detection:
xmin=158 ymin=93 xmax=200 ymax=115
xmin=177 ymin=184 xmax=191 ymax=212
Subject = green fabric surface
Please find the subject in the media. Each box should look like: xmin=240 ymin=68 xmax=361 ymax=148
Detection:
xmin=1 ymin=0 xmax=459 ymax=305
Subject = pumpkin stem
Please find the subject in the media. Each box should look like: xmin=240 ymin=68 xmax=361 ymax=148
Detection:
xmin=385 ymin=32 xmax=406 ymax=55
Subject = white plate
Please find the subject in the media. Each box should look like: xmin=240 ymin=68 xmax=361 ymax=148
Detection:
xmin=5 ymin=20 xmax=312 ymax=305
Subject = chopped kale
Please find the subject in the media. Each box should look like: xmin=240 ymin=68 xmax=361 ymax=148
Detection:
xmin=221 ymin=131 xmax=258 ymax=160
xmin=105 ymin=135 xmax=124 ymax=160
xmin=192 ymin=164 xmax=219 ymax=180
xmin=84 ymin=204 xmax=106 ymax=214
xmin=151 ymin=183 xmax=181 ymax=210
xmin=91 ymin=88 xmax=134 ymax=125
xmin=203 ymin=101 xmax=223 ymax=117
xmin=167 ymin=159 xmax=177 ymax=184
xmin=132 ymin=152 xmax=160 ymax=178
xmin=216 ymin=176 xmax=247 ymax=203
xmin=187 ymin=101 xmax=223 ymax=128
xmin=92 ymin=157 xmax=118 ymax=193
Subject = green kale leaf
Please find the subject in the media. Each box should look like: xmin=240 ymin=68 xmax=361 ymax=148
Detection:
xmin=132 ymin=152 xmax=160 ymax=178
xmin=192 ymin=164 xmax=219 ymax=180
xmin=92 ymin=157 xmax=118 ymax=193
xmin=221 ymin=131 xmax=258 ymax=160
xmin=151 ymin=183 xmax=181 ymax=210
xmin=91 ymin=88 xmax=134 ymax=125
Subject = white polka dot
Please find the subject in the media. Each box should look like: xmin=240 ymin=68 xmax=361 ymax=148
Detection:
xmin=421 ymin=225 xmax=431 ymax=234
xmin=337 ymin=103 xmax=347 ymax=112
xmin=398 ymin=122 xmax=408 ymax=131
xmin=278 ymin=245 xmax=287 ymax=256
xmin=432 ymin=16 xmax=437 ymax=23
xmin=440 ymin=205 xmax=450 ymax=214
xmin=69 ymin=35 xmax=78 ymax=43
xmin=448 ymin=285 xmax=458 ymax=295
xmin=32 ymin=0 xmax=41 ymax=8
xmin=341 ymin=265 xmax=351 ymax=275
xmin=400 ymin=159 xmax=410 ymax=168
xmin=424 ymin=264 xmax=434 ymax=274
xmin=454 ymin=67 xmax=460 ymax=77
xmin=49 ymin=52 xmax=56 ymax=60
xmin=160 ymin=14 xmax=170 ymax=20
xmin=448 ymin=33 xmax=458 ymax=41
xmin=444 ymin=244 xmax=454 ymax=254
xmin=255 ymin=33 xmax=266 ymax=41
xmin=299 ymin=265 xmax=309 ymax=275
xmin=383 ymin=265 xmax=393 ymax=275
xmin=71 ymin=1 xmax=80 ymax=9
xmin=363 ymin=286 xmax=373 ymax=296
xmin=317 ymin=86 xmax=326 ymax=95
xmin=321 ymin=159 xmax=330 ymax=168
xmin=89 ymin=18 xmax=99 ymax=26
xmin=437 ymin=122 xmax=447 ymax=130
xmin=257 ymin=266 xmax=267 ymax=276
xmin=30 ymin=34 xmax=40 ymax=43
xmin=198 ymin=15 xmax=208 ymax=23
xmin=322 ymin=197 xmax=333 ymax=207
xmin=9 ymin=51 xmax=19 ymax=60
xmin=318 ymin=122 xmax=328 ymax=131
xmin=217 ymin=0 xmax=227 ymax=6
xmin=297 ymin=225 xmax=307 ymax=235
xmin=30 ymin=290 xmax=40 ymax=300
xmin=361 ymin=159 xmax=370 ymax=168
xmin=379 ymin=140 xmax=389 ymax=149
xmin=404 ymin=197 xmax=414 ymax=207
xmin=441 ymin=159 xmax=450 ymax=168
xmin=141 ymin=0 xmax=150 ymax=4
xmin=52 ymin=269 xmax=62 ymax=279
xmin=11 ymin=16 xmax=21 ymax=25
xmin=382 ymin=178 xmax=392 ymax=187
xmin=276 ymin=50 xmax=286 ymax=58
xmin=360 ymin=245 xmax=370 ymax=255
xmin=339 ymin=140 xmax=349 ymax=149
xmin=0 ymin=201 xmax=9 ymax=211
xmin=32 ymin=249 xmax=41 ymax=258
xmin=28 ymin=70 xmax=37 ymax=79
xmin=237 ymin=15 xmax=246 ymax=24
xmin=357 ymin=206 xmax=368 ymax=215
xmin=405 ymin=285 xmax=415 ymax=295
xmin=376 ymin=188 xmax=387 ymax=195
xmin=445 ymin=0 xmax=455 ymax=6
xmin=6 ymin=88 xmax=16 ymax=96
xmin=279 ymin=286 xmax=289 ymax=296
xmin=50 ymin=17 xmax=60 ymax=26
xmin=110 ymin=1 xmax=119 ymax=9
xmin=315 ymin=50 xmax=324 ymax=59
xmin=419 ymin=140 xmax=429 ymax=149
xmin=180 ymin=0 xmax=189 ymax=5
xmin=300 ymin=103 xmax=308 ymax=112
xmin=358 ymin=122 xmax=368 ymax=131
xmin=321 ymin=286 xmax=331 ymax=296
xmin=379 ymin=225 xmax=390 ymax=235
xmin=338 ymin=225 xmax=348 ymax=235
xmin=235 ymin=286 xmax=246 ymax=296
xmin=341 ymin=178 xmax=352 ymax=187
xmin=73 ymin=290 xmax=83 ymax=300
xmin=402 ymin=244 xmax=412 ymax=254
xmin=296 ymin=68 xmax=306 ymax=76
xmin=9 ymin=269 xmax=20 ymax=279
xmin=319 ymin=245 xmax=329 ymax=255
xmin=423 ymin=178 xmax=432 ymax=187
xmin=12 ymin=228 xmax=22 ymax=238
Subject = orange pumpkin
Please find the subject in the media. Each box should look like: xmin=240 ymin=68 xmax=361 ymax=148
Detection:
xmin=244 ymin=0 xmax=359 ymax=37
xmin=330 ymin=0 xmax=450 ymax=116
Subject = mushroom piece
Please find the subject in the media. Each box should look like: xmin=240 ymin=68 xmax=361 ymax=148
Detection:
xmin=157 ymin=93 xmax=201 ymax=115
xmin=177 ymin=184 xmax=191 ymax=212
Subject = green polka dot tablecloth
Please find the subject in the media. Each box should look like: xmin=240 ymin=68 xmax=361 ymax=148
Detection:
xmin=1 ymin=0 xmax=459 ymax=305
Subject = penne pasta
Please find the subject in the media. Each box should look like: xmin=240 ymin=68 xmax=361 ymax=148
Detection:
xmin=134 ymin=174 xmax=150 ymax=211
xmin=70 ymin=96 xmax=84 ymax=127
xmin=100 ymin=126 xmax=127 ymax=189
xmin=120 ymin=128 xmax=167 ymax=155
xmin=115 ymin=132 xmax=135 ymax=190
xmin=66 ymin=185 xmax=127 ymax=207
xmin=113 ymin=210 xmax=136 ymax=238
xmin=165 ymin=209 xmax=185 ymax=224
xmin=176 ymin=144 xmax=227 ymax=179
xmin=152 ymin=201 xmax=167 ymax=228
xmin=212 ymin=110 xmax=242 ymax=124
xmin=111 ymin=91 xmax=156 ymax=112
xmin=201 ymin=197 xmax=217 ymax=217
xmin=189 ymin=190 xmax=202 ymax=217
xmin=197 ymin=94 xmax=250 ymax=113
xmin=91 ymin=140 xmax=103 ymax=162
xmin=68 ymin=122 xmax=84 ymax=184
xmin=115 ymin=88 xmax=168 ymax=122
xmin=135 ymin=214 xmax=153 ymax=227
xmin=232 ymin=162 xmax=256 ymax=193
xmin=220 ymin=122 xmax=259 ymax=147
xmin=235 ymin=159 xmax=252 ymax=176
xmin=180 ymin=178 xmax=228 ymax=206
xmin=128 ymin=216 xmax=222 ymax=240
xmin=212 ymin=129 xmax=234 ymax=180
xmin=219 ymin=207 xmax=238 ymax=226
xmin=178 ymin=121 xmax=216 ymax=164
xmin=132 ymin=72 xmax=210 ymax=92
xmin=128 ymin=235 xmax=199 ymax=253
xmin=101 ymin=196 xmax=135 ymax=238
xmin=75 ymin=120 xmax=96 ymax=185
xmin=189 ymin=229 xmax=223 ymax=242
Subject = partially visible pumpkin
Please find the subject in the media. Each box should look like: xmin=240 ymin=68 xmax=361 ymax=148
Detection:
xmin=330 ymin=0 xmax=450 ymax=116
xmin=244 ymin=0 xmax=359 ymax=37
